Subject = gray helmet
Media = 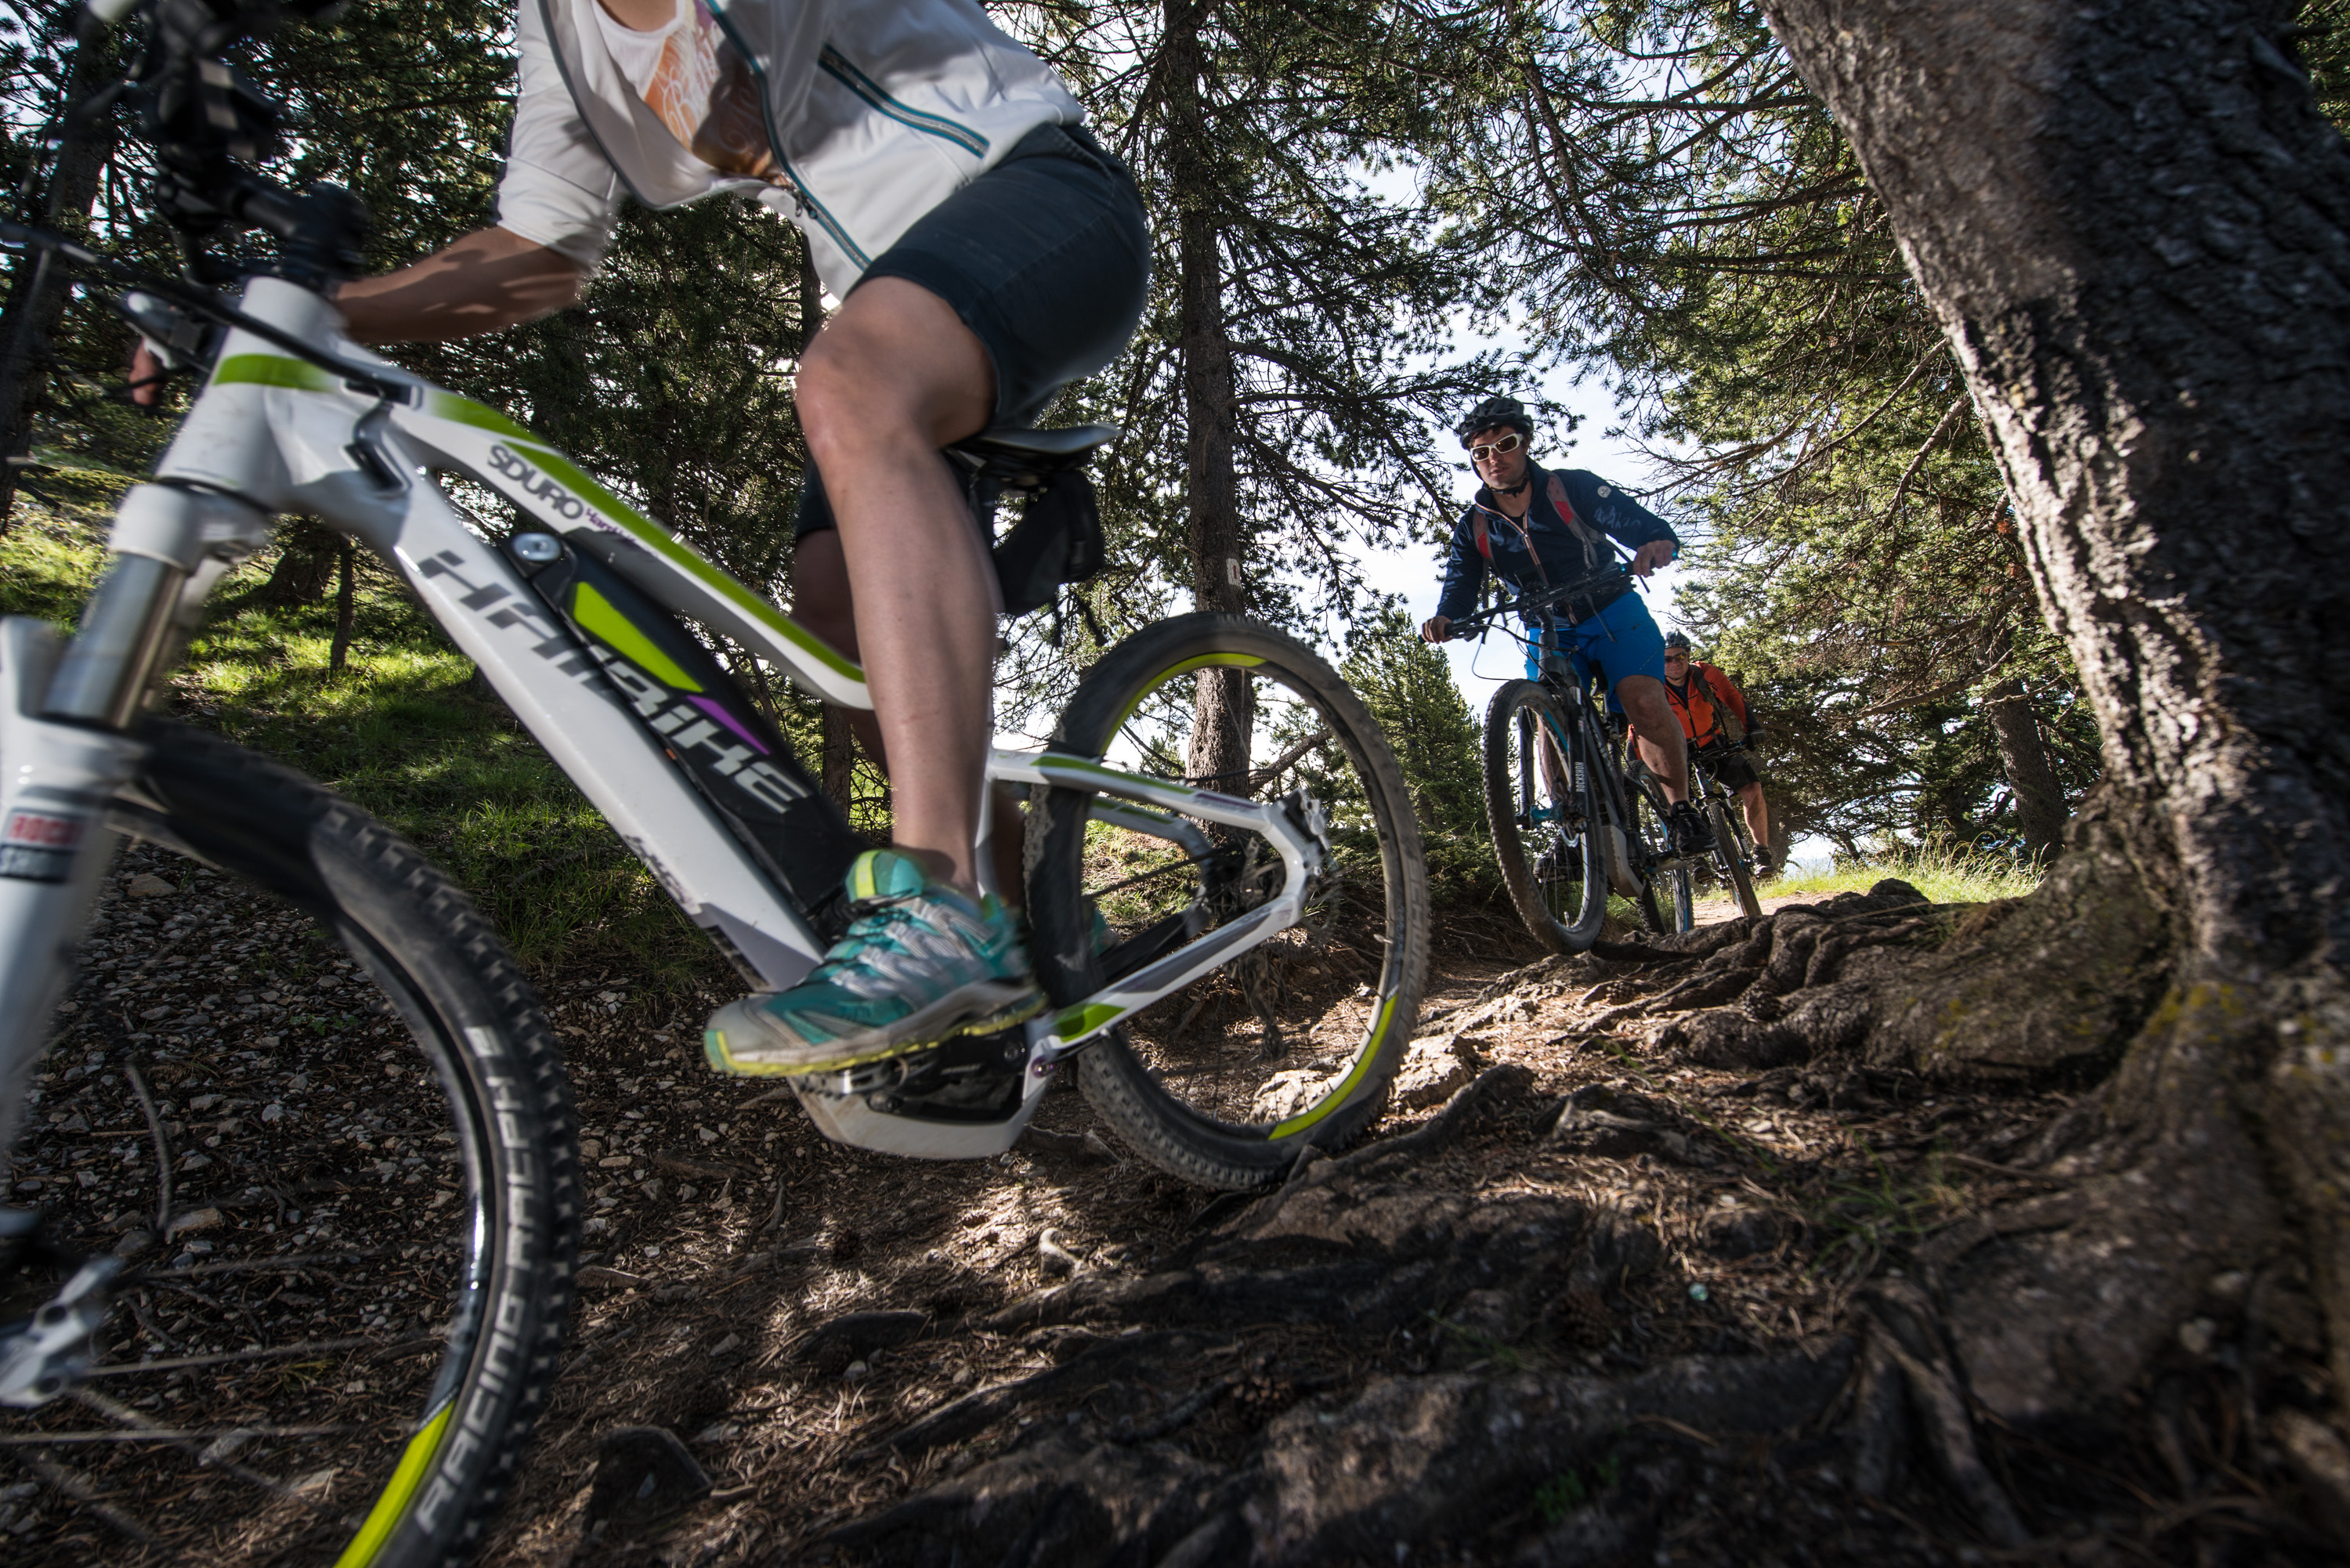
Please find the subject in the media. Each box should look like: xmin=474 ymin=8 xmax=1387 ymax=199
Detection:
xmin=1662 ymin=631 xmax=1692 ymax=652
xmin=1455 ymin=395 xmax=1533 ymax=449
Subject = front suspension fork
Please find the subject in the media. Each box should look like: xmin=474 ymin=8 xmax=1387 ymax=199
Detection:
xmin=0 ymin=482 xmax=269 ymax=1172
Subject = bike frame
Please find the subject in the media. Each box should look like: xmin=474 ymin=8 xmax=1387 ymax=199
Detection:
xmin=1520 ymin=611 xmax=1650 ymax=894
xmin=0 ymin=274 xmax=1325 ymax=1162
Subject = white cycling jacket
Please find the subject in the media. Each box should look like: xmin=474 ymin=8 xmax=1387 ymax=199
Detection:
xmin=493 ymin=0 xmax=1084 ymax=293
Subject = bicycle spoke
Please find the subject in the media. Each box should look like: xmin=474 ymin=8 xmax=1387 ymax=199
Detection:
xmin=1 ymin=1423 xmax=359 ymax=1445
xmin=82 ymin=1333 xmax=395 ymax=1376
xmin=3 ymin=831 xmax=537 ymax=1564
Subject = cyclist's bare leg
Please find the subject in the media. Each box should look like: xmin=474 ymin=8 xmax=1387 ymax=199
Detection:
xmin=1615 ymin=675 xmax=1688 ymax=802
xmin=792 ymin=529 xmax=1026 ymax=901
xmin=1737 ymin=779 xmax=1772 ymax=851
xmin=795 ymin=277 xmax=999 ymax=897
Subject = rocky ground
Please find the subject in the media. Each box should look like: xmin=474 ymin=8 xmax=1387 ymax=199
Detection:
xmin=6 ymin=855 xmax=2345 ymax=1565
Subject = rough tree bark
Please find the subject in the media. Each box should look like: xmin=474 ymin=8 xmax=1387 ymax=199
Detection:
xmin=1165 ymin=0 xmax=1253 ymax=789
xmin=1756 ymin=0 xmax=2350 ymax=1428
xmin=1983 ymin=677 xmax=2067 ymax=858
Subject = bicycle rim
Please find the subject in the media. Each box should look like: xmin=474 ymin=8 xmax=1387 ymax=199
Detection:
xmin=1 ymin=726 xmax=574 ymax=1566
xmin=1625 ymin=773 xmax=1676 ymax=934
xmin=1481 ymin=681 xmax=1605 ymax=952
xmin=1029 ymin=614 xmax=1428 ymax=1188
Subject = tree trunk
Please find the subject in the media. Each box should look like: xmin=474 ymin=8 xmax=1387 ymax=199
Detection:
xmin=797 ymin=229 xmax=824 ymax=356
xmin=1166 ymin=0 xmax=1252 ymax=789
xmin=0 ymin=34 xmax=116 ymax=528
xmin=821 ymin=703 xmax=856 ymax=815
xmin=1983 ymin=678 xmax=2066 ymax=859
xmin=1759 ymin=0 xmax=2350 ymax=1429
xmin=258 ymin=519 xmax=343 ymax=608
xmin=328 ymin=540 xmax=356 ymax=675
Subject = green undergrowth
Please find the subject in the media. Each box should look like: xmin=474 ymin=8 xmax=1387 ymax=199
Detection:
xmin=2 ymin=501 xmax=727 ymax=989
xmin=1768 ymin=843 xmax=2044 ymax=907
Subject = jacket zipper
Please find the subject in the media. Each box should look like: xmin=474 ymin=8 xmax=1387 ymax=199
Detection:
xmin=818 ymin=46 xmax=990 ymax=157
xmin=698 ymin=7 xmax=870 ymax=266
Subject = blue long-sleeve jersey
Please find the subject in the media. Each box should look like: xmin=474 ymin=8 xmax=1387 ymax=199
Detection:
xmin=1434 ymin=464 xmax=1679 ymax=623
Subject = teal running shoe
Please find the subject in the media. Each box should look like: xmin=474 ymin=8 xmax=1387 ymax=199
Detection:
xmin=704 ymin=849 xmax=1045 ymax=1076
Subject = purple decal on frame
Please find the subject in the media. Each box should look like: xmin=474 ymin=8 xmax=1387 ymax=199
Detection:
xmin=685 ymin=694 xmax=772 ymax=754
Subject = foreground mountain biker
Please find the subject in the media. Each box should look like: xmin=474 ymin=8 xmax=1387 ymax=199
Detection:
xmin=1644 ymin=632 xmax=1779 ymax=877
xmin=1419 ymin=395 xmax=1710 ymax=858
xmin=277 ymin=0 xmax=1151 ymax=1074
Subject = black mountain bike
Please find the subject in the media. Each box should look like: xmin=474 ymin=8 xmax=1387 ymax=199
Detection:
xmin=1455 ymin=583 xmax=1691 ymax=951
xmin=1684 ymin=740 xmax=1766 ymax=919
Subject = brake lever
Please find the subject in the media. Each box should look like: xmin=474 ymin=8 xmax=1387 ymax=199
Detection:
xmin=118 ymin=287 xmax=221 ymax=372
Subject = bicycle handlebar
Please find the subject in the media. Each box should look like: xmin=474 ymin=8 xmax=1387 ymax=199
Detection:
xmin=1438 ymin=571 xmax=1635 ymax=641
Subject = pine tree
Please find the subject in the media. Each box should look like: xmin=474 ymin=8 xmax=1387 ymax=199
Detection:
xmin=1021 ymin=0 xmax=1514 ymax=779
xmin=1343 ymin=609 xmax=1495 ymax=903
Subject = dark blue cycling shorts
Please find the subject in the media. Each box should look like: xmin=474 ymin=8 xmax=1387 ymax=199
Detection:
xmin=1524 ymin=590 xmax=1670 ymax=711
xmin=796 ymin=121 xmax=1150 ymax=541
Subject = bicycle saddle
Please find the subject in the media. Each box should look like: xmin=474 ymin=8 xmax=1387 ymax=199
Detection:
xmin=949 ymin=424 xmax=1119 ymax=487
xmin=961 ymin=423 xmax=1117 ymax=459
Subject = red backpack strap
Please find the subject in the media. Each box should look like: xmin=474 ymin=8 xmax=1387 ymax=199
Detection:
xmin=1472 ymin=511 xmax=1493 ymax=562
xmin=1545 ymin=473 xmax=1605 ymax=551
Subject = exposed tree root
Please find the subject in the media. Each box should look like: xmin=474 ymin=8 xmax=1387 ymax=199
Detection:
xmin=796 ymin=836 xmax=2350 ymax=1563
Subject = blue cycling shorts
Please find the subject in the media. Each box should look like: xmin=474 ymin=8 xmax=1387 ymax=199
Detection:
xmin=1524 ymin=589 xmax=1669 ymax=711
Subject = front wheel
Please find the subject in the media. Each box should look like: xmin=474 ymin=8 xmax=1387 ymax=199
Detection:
xmin=5 ymin=724 xmax=577 ymax=1566
xmin=1627 ymin=773 xmax=1689 ymax=934
xmin=1708 ymin=799 xmax=1764 ymax=919
xmin=1025 ymin=615 xmax=1430 ymax=1190
xmin=1481 ymin=680 xmax=1606 ymax=952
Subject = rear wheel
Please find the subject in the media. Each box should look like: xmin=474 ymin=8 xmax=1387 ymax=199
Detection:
xmin=1026 ymin=615 xmax=1429 ymax=1190
xmin=1480 ymin=680 xmax=1605 ymax=953
xmin=2 ymin=724 xmax=577 ymax=1566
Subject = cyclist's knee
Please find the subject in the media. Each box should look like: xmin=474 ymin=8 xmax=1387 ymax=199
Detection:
xmin=1616 ymin=674 xmax=1674 ymax=727
xmin=797 ymin=280 xmax=991 ymax=453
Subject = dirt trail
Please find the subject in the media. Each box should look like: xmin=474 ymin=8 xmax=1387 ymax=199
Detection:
xmin=8 ymin=865 xmax=2336 ymax=1565
xmin=486 ymin=880 xmax=2330 ymax=1565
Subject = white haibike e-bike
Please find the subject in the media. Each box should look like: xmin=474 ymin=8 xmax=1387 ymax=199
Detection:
xmin=0 ymin=2 xmax=1427 ymax=1561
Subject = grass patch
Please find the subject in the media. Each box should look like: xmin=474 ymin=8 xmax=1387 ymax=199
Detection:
xmin=2 ymin=500 xmax=728 ymax=990
xmin=1533 ymin=1454 xmax=1620 ymax=1523
xmin=1770 ymin=841 xmax=2044 ymax=906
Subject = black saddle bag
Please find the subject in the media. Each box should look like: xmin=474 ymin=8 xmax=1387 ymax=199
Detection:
xmin=991 ymin=466 xmax=1106 ymax=619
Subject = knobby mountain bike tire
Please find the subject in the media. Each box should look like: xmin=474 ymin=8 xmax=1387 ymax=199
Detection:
xmin=1625 ymin=771 xmax=1684 ymax=934
xmin=1480 ymin=680 xmax=1606 ymax=952
xmin=1708 ymin=798 xmax=1764 ymax=920
xmin=1025 ymin=614 xmax=1429 ymax=1190
xmin=4 ymin=723 xmax=577 ymax=1566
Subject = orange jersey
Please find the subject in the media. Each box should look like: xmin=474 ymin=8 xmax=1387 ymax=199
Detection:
xmin=1633 ymin=662 xmax=1748 ymax=749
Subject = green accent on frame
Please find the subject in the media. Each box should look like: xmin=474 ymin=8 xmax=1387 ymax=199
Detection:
xmin=331 ymin=1401 xmax=454 ymax=1567
xmin=569 ymin=583 xmax=703 ymax=692
xmin=427 ymin=391 xmax=535 ymax=441
xmin=498 ymin=436 xmax=866 ymax=688
xmin=1055 ymin=1001 xmax=1123 ymax=1040
xmin=1270 ymin=991 xmax=1399 ymax=1139
xmin=213 ymin=353 xmax=334 ymax=392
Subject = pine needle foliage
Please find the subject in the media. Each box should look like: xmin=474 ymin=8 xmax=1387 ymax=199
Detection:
xmin=1441 ymin=1 xmax=2103 ymax=857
